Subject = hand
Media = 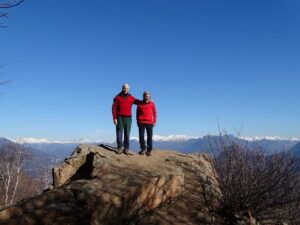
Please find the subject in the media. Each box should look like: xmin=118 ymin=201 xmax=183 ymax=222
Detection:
xmin=153 ymin=123 xmax=156 ymax=127
xmin=114 ymin=119 xmax=118 ymax=125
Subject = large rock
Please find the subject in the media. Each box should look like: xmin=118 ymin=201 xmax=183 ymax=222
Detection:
xmin=0 ymin=145 xmax=220 ymax=225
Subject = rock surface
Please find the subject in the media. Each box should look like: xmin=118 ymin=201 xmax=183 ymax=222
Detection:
xmin=0 ymin=145 xmax=221 ymax=225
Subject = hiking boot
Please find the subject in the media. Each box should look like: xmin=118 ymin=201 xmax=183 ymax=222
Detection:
xmin=146 ymin=151 xmax=152 ymax=156
xmin=139 ymin=149 xmax=146 ymax=155
xmin=117 ymin=148 xmax=122 ymax=154
xmin=123 ymin=149 xmax=129 ymax=155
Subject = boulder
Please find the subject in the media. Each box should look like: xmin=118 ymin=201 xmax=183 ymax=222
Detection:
xmin=0 ymin=145 xmax=220 ymax=225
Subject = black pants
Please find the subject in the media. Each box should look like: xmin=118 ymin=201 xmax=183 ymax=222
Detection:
xmin=138 ymin=123 xmax=153 ymax=152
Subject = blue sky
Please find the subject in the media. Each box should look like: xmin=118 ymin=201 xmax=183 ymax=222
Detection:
xmin=0 ymin=0 xmax=300 ymax=140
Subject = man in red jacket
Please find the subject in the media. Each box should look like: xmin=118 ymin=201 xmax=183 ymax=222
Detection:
xmin=112 ymin=83 xmax=137 ymax=154
xmin=137 ymin=91 xmax=157 ymax=156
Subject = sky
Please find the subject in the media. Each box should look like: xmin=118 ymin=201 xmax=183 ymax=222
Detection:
xmin=0 ymin=0 xmax=300 ymax=141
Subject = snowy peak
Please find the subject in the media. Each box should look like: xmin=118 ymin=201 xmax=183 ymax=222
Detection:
xmin=152 ymin=135 xmax=198 ymax=142
xmin=240 ymin=136 xmax=300 ymax=141
xmin=7 ymin=137 xmax=104 ymax=144
xmin=8 ymin=135 xmax=199 ymax=144
xmin=130 ymin=135 xmax=198 ymax=142
xmin=5 ymin=135 xmax=300 ymax=144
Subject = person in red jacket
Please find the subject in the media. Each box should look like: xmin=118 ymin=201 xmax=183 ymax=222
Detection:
xmin=112 ymin=83 xmax=137 ymax=154
xmin=137 ymin=91 xmax=157 ymax=156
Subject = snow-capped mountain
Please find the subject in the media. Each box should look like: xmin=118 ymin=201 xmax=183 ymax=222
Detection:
xmin=9 ymin=137 xmax=107 ymax=144
xmin=240 ymin=136 xmax=300 ymax=141
xmin=152 ymin=135 xmax=198 ymax=142
xmin=8 ymin=135 xmax=198 ymax=144
xmin=1 ymin=135 xmax=300 ymax=179
xmin=3 ymin=135 xmax=300 ymax=159
xmin=8 ymin=135 xmax=300 ymax=144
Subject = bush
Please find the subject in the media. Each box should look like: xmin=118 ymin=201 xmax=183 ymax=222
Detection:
xmin=203 ymin=135 xmax=300 ymax=224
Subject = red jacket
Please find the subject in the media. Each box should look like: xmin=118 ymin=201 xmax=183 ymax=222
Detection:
xmin=112 ymin=93 xmax=137 ymax=119
xmin=136 ymin=100 xmax=157 ymax=124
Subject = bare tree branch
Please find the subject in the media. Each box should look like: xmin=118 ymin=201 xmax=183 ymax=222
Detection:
xmin=0 ymin=0 xmax=23 ymax=9
xmin=0 ymin=65 xmax=10 ymax=95
xmin=0 ymin=0 xmax=23 ymax=27
xmin=192 ymin=134 xmax=300 ymax=224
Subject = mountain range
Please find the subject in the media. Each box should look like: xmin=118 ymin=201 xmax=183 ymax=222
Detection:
xmin=0 ymin=137 xmax=61 ymax=178
xmin=5 ymin=135 xmax=300 ymax=157
xmin=290 ymin=142 xmax=300 ymax=156
xmin=1 ymin=135 xmax=300 ymax=178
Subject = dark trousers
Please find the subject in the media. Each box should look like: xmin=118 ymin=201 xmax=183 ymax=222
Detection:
xmin=138 ymin=123 xmax=153 ymax=152
xmin=116 ymin=116 xmax=132 ymax=149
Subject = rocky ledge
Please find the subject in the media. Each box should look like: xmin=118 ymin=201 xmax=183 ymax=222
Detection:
xmin=0 ymin=145 xmax=221 ymax=225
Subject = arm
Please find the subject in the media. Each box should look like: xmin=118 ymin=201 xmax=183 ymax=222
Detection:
xmin=133 ymin=96 xmax=140 ymax=105
xmin=112 ymin=97 xmax=118 ymax=125
xmin=136 ymin=105 xmax=139 ymax=127
xmin=134 ymin=99 xmax=142 ymax=126
xmin=152 ymin=102 xmax=157 ymax=126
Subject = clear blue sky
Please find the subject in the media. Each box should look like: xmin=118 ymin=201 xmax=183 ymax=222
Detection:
xmin=0 ymin=0 xmax=300 ymax=140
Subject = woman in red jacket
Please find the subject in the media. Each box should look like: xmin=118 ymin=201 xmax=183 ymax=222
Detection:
xmin=137 ymin=91 xmax=157 ymax=156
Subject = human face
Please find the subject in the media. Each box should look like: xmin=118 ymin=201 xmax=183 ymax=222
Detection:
xmin=144 ymin=94 xmax=151 ymax=101
xmin=122 ymin=86 xmax=129 ymax=94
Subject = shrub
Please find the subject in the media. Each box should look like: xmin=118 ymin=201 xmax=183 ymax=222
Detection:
xmin=206 ymin=135 xmax=300 ymax=224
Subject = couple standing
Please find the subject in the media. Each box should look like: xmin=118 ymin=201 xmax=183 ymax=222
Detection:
xmin=112 ymin=83 xmax=157 ymax=156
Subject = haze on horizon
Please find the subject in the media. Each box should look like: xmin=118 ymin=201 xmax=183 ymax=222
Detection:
xmin=1 ymin=0 xmax=300 ymax=140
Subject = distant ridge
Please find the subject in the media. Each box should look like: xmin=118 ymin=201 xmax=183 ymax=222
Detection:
xmin=6 ymin=135 xmax=300 ymax=144
xmin=290 ymin=142 xmax=300 ymax=155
